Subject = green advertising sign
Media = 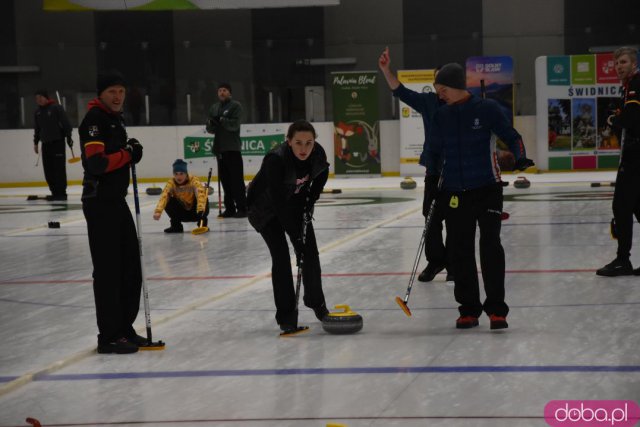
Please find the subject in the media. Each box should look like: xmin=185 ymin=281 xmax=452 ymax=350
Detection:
xmin=331 ymin=71 xmax=380 ymax=175
xmin=547 ymin=56 xmax=570 ymax=86
xmin=183 ymin=134 xmax=284 ymax=159
xmin=571 ymin=55 xmax=596 ymax=85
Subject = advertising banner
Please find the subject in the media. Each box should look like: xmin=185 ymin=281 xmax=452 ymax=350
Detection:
xmin=535 ymin=55 xmax=622 ymax=171
xmin=331 ymin=71 xmax=380 ymax=175
xmin=182 ymin=124 xmax=286 ymax=170
xmin=466 ymin=56 xmax=514 ymax=151
xmin=397 ymin=70 xmax=436 ymax=176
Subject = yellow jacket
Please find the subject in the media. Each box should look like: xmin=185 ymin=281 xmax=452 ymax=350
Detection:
xmin=154 ymin=174 xmax=208 ymax=215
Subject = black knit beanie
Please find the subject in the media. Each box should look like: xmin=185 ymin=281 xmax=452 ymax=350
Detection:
xmin=35 ymin=89 xmax=49 ymax=98
xmin=97 ymin=70 xmax=126 ymax=95
xmin=217 ymin=82 xmax=232 ymax=93
xmin=434 ymin=63 xmax=466 ymax=90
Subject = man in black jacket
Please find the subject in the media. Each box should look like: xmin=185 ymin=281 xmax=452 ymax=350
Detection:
xmin=33 ymin=89 xmax=73 ymax=201
xmin=597 ymin=47 xmax=640 ymax=277
xmin=206 ymin=83 xmax=247 ymax=218
xmin=79 ymin=70 xmax=144 ymax=354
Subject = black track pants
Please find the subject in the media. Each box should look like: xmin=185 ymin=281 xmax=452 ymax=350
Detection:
xmin=612 ymin=167 xmax=640 ymax=259
xmin=42 ymin=139 xmax=67 ymax=197
xmin=218 ymin=152 xmax=247 ymax=213
xmin=83 ymin=197 xmax=142 ymax=343
xmin=164 ymin=197 xmax=209 ymax=225
xmin=260 ymin=215 xmax=326 ymax=327
xmin=443 ymin=184 xmax=508 ymax=318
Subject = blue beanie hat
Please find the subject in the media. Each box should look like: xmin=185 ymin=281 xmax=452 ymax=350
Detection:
xmin=172 ymin=159 xmax=188 ymax=174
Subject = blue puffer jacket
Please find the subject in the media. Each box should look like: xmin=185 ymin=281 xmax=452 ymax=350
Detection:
xmin=425 ymin=94 xmax=526 ymax=192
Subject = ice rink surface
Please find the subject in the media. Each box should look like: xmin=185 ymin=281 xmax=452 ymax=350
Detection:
xmin=0 ymin=171 xmax=638 ymax=427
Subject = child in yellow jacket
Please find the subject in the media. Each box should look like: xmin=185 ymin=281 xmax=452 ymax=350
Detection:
xmin=153 ymin=159 xmax=210 ymax=233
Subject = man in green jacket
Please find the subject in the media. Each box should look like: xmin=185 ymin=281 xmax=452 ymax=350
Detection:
xmin=206 ymin=83 xmax=247 ymax=218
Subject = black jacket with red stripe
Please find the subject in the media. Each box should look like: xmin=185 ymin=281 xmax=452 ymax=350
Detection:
xmin=79 ymin=99 xmax=133 ymax=200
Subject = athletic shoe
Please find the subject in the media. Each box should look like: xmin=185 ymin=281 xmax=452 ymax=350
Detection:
xmin=126 ymin=334 xmax=149 ymax=347
xmin=596 ymin=258 xmax=633 ymax=277
xmin=635 ymin=268 xmax=640 ymax=276
xmin=233 ymin=210 xmax=248 ymax=218
xmin=97 ymin=337 xmax=139 ymax=354
xmin=218 ymin=210 xmax=236 ymax=218
xmin=456 ymin=315 xmax=479 ymax=329
xmin=164 ymin=223 xmax=184 ymax=233
xmin=489 ymin=314 xmax=509 ymax=330
xmin=445 ymin=272 xmax=455 ymax=282
xmin=418 ymin=262 xmax=445 ymax=282
xmin=313 ymin=303 xmax=329 ymax=321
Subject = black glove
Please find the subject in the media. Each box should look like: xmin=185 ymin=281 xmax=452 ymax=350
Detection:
xmin=125 ymin=138 xmax=143 ymax=164
xmin=425 ymin=175 xmax=440 ymax=198
xmin=514 ymin=157 xmax=534 ymax=171
xmin=206 ymin=117 xmax=220 ymax=133
xmin=292 ymin=236 xmax=305 ymax=266
xmin=66 ymin=136 xmax=73 ymax=148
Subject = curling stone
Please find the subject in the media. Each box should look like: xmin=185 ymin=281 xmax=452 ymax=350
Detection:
xmin=322 ymin=304 xmax=363 ymax=335
xmin=48 ymin=221 xmax=60 ymax=228
xmin=146 ymin=186 xmax=162 ymax=195
xmin=400 ymin=177 xmax=417 ymax=190
xmin=513 ymin=176 xmax=530 ymax=189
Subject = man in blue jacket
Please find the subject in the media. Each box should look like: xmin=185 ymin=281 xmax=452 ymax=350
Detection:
xmin=378 ymin=47 xmax=452 ymax=283
xmin=425 ymin=63 xmax=534 ymax=330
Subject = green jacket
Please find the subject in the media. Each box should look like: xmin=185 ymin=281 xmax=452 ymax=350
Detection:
xmin=206 ymin=98 xmax=242 ymax=154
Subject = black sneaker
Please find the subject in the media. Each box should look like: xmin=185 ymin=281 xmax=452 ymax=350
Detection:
xmin=164 ymin=223 xmax=184 ymax=233
xmin=418 ymin=262 xmax=445 ymax=282
xmin=233 ymin=210 xmax=248 ymax=218
xmin=45 ymin=195 xmax=55 ymax=201
xmin=445 ymin=272 xmax=454 ymax=282
xmin=218 ymin=210 xmax=236 ymax=218
xmin=635 ymin=267 xmax=640 ymax=276
xmin=97 ymin=337 xmax=139 ymax=354
xmin=313 ymin=304 xmax=329 ymax=321
xmin=596 ymin=258 xmax=633 ymax=277
xmin=52 ymin=194 xmax=68 ymax=201
xmin=126 ymin=334 xmax=149 ymax=347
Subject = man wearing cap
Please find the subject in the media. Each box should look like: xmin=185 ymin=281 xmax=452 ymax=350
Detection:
xmin=153 ymin=159 xmax=210 ymax=233
xmin=33 ymin=89 xmax=73 ymax=201
xmin=378 ymin=47 xmax=452 ymax=283
xmin=206 ymin=83 xmax=247 ymax=218
xmin=79 ymin=70 xmax=144 ymax=354
xmin=425 ymin=63 xmax=534 ymax=331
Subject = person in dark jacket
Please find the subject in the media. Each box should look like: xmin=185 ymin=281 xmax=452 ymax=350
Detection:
xmin=33 ymin=89 xmax=73 ymax=201
xmin=79 ymin=70 xmax=144 ymax=354
xmin=206 ymin=83 xmax=247 ymax=218
xmin=247 ymin=120 xmax=330 ymax=335
xmin=378 ymin=47 xmax=452 ymax=283
xmin=425 ymin=63 xmax=534 ymax=331
xmin=597 ymin=47 xmax=640 ymax=277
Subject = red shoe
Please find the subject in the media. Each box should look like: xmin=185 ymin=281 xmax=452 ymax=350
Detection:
xmin=489 ymin=314 xmax=508 ymax=330
xmin=456 ymin=315 xmax=479 ymax=329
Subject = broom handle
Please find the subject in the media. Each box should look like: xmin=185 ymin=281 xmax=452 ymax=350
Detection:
xmin=199 ymin=168 xmax=213 ymax=227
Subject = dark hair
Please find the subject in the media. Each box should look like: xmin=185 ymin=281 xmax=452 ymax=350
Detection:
xmin=286 ymin=120 xmax=316 ymax=140
xmin=217 ymin=82 xmax=232 ymax=93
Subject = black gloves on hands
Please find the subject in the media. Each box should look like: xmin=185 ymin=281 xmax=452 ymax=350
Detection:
xmin=66 ymin=136 xmax=73 ymax=148
xmin=206 ymin=117 xmax=221 ymax=134
xmin=514 ymin=157 xmax=535 ymax=171
xmin=425 ymin=175 xmax=440 ymax=198
xmin=125 ymin=138 xmax=143 ymax=164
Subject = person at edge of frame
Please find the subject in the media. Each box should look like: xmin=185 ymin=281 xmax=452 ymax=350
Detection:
xmin=424 ymin=63 xmax=534 ymax=331
xmin=79 ymin=69 xmax=145 ymax=354
xmin=378 ymin=46 xmax=453 ymax=284
xmin=597 ymin=46 xmax=640 ymax=277
xmin=246 ymin=120 xmax=331 ymax=335
xmin=206 ymin=82 xmax=248 ymax=218
xmin=33 ymin=89 xmax=73 ymax=201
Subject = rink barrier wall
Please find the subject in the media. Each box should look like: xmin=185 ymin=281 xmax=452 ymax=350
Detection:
xmin=0 ymin=117 xmax=535 ymax=186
